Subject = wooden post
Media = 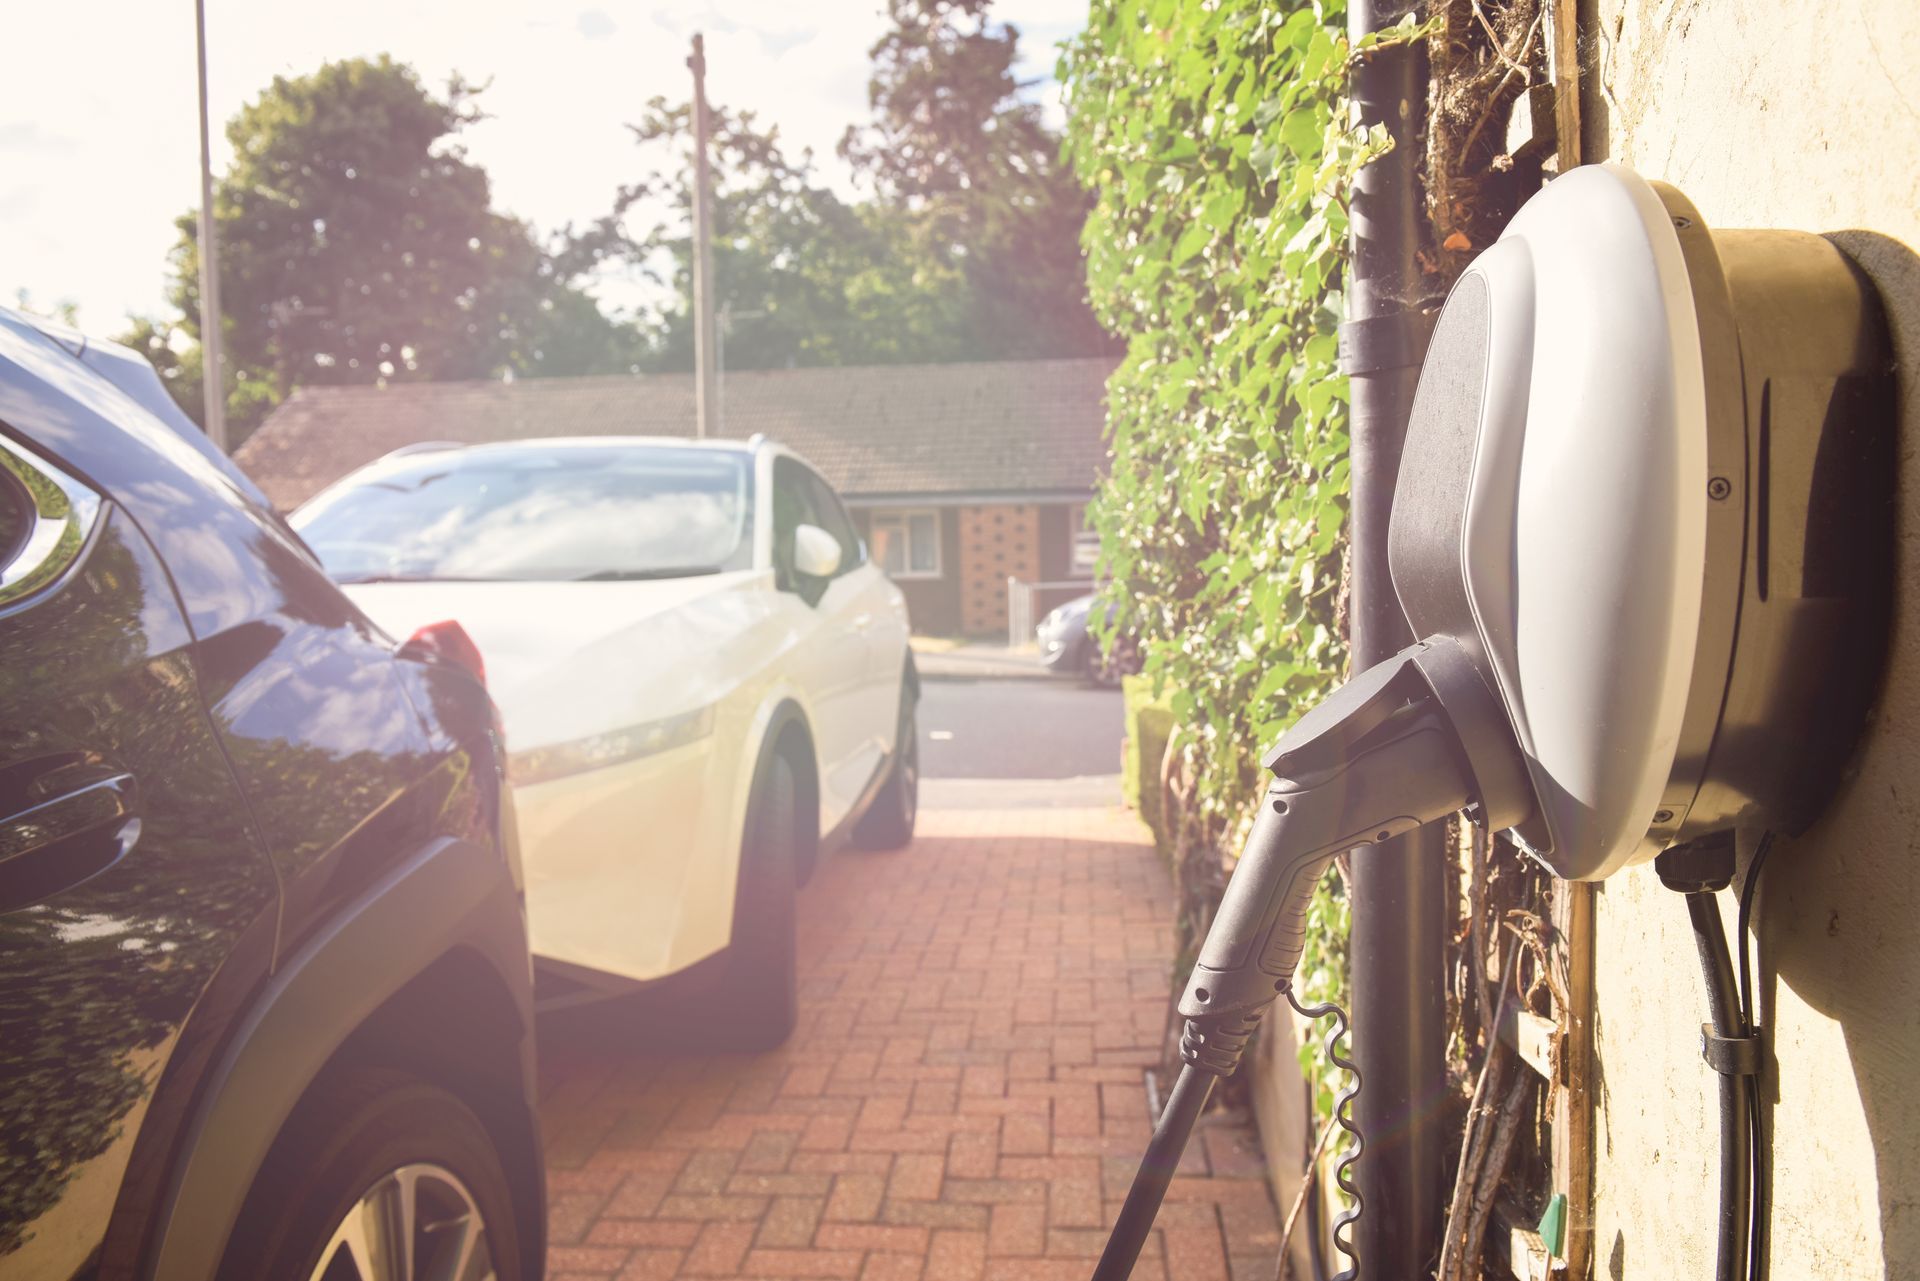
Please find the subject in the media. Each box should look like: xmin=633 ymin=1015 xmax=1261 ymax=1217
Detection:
xmin=1546 ymin=4 xmax=1594 ymax=1275
xmin=1553 ymin=882 xmax=1596 ymax=1278
xmin=1552 ymin=0 xmax=1583 ymax=172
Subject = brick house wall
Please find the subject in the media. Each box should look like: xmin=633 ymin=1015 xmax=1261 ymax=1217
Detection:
xmin=851 ymin=500 xmax=1088 ymax=638
xmin=850 ymin=508 xmax=964 ymax=636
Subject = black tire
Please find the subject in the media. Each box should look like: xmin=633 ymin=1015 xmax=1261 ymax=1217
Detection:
xmin=217 ymin=1067 xmax=524 ymax=1281
xmin=852 ymin=695 xmax=919 ymax=850
xmin=711 ymin=752 xmax=801 ymax=1050
xmin=1085 ymin=636 xmax=1139 ymax=689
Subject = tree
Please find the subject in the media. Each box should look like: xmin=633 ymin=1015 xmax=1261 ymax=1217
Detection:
xmin=158 ymin=57 xmax=632 ymax=443
xmin=571 ymin=98 xmax=972 ymax=373
xmin=841 ymin=0 xmax=1116 ymax=360
xmin=116 ymin=315 xmax=205 ymax=426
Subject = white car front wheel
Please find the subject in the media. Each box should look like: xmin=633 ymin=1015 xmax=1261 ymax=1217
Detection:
xmin=710 ymin=753 xmax=801 ymax=1049
xmin=852 ymin=697 xmax=918 ymax=851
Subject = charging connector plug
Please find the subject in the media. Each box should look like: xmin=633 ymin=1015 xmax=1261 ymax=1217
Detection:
xmin=1094 ymin=638 xmax=1527 ymax=1281
xmin=1177 ymin=692 xmax=1478 ymax=1037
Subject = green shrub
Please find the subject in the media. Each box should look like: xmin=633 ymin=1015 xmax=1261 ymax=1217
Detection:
xmin=1060 ymin=0 xmax=1403 ymax=824
xmin=1062 ymin=0 xmax=1423 ymax=1120
xmin=1120 ymin=674 xmax=1177 ymax=849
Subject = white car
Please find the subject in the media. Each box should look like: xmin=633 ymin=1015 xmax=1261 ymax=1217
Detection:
xmin=292 ymin=436 xmax=919 ymax=1046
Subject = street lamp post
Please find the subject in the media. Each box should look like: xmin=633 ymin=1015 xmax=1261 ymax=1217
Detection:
xmin=193 ymin=0 xmax=227 ymax=453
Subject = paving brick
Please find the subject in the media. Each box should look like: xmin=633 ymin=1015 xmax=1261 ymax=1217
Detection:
xmin=999 ymin=1112 xmax=1050 ymax=1156
xmin=585 ymin=1220 xmax=701 ymax=1248
xmin=926 ymin=1229 xmax=989 ymax=1281
xmin=794 ymin=1152 xmax=896 ymax=1176
xmin=548 ymin=1245 xmax=632 ymax=1274
xmin=728 ymin=1170 xmax=837 ymax=1197
xmin=539 ymin=809 xmax=1276 ymax=1281
xmin=600 ymin=1174 xmax=673 ymax=1220
xmin=653 ymin=1193 xmax=771 ymax=1221
xmin=757 ymin=1195 xmax=828 ymax=1248
xmin=741 ymin=1248 xmax=865 ymax=1277
xmin=824 ymin=1172 xmax=890 ymax=1222
xmin=673 ymin=1151 xmax=739 ymax=1195
xmin=981 ymin=1260 xmax=1095 ymax=1281
xmin=862 ymin=1252 xmax=928 ymax=1281
xmin=988 ymin=1203 xmax=1046 ymax=1257
xmin=800 ymin=1111 xmax=856 ymax=1152
xmin=1047 ymin=1179 xmax=1103 ymax=1229
xmin=946 ymin=1130 xmax=999 ymax=1179
xmin=815 ymin=1223 xmax=933 ymax=1253
xmin=735 ymin=1129 xmax=797 ymax=1172
xmin=881 ymin=1200 xmax=993 ymax=1231
xmin=887 ymin=1153 xmax=946 ymax=1201
xmin=550 ymin=1189 xmax=613 ymax=1246
xmin=612 ymin=1247 xmax=683 ymax=1280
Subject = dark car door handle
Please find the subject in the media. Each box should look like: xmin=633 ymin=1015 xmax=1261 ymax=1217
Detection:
xmin=0 ymin=772 xmax=140 ymax=912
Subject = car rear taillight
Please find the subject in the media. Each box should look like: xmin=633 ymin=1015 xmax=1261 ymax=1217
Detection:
xmin=398 ymin=619 xmax=486 ymax=688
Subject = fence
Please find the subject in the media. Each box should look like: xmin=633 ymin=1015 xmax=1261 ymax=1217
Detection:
xmin=1006 ymin=577 xmax=1095 ymax=649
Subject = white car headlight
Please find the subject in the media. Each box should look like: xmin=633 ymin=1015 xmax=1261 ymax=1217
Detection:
xmin=510 ymin=705 xmax=715 ymax=786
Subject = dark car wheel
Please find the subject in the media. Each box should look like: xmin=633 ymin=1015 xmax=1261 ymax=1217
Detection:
xmin=852 ymin=697 xmax=918 ymax=851
xmin=1085 ymin=634 xmax=1141 ymax=689
xmin=710 ymin=752 xmax=801 ymax=1049
xmin=217 ymin=1067 xmax=524 ymax=1281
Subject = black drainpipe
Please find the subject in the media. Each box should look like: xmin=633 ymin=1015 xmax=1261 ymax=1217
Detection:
xmin=1340 ymin=1 xmax=1446 ymax=1277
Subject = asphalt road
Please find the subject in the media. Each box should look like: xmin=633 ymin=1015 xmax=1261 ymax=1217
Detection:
xmin=916 ymin=675 xmax=1125 ymax=807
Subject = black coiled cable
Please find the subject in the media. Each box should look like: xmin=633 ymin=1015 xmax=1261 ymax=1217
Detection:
xmin=1285 ymin=985 xmax=1364 ymax=1281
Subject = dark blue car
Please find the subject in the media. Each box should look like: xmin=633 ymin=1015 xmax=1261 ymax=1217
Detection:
xmin=0 ymin=308 xmax=545 ymax=1281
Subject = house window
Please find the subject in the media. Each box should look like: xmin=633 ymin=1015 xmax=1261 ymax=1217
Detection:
xmin=870 ymin=509 xmax=941 ymax=579
xmin=1067 ymin=504 xmax=1100 ymax=575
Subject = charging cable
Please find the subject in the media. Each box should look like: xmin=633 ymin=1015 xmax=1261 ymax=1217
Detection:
xmin=1657 ymin=833 xmax=1766 ymax=1281
xmin=1095 ymin=639 xmax=1511 ymax=1280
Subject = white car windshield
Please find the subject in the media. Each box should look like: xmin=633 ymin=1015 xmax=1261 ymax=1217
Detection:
xmin=294 ymin=445 xmax=755 ymax=582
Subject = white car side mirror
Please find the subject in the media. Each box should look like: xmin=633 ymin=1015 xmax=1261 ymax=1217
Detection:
xmin=793 ymin=524 xmax=843 ymax=579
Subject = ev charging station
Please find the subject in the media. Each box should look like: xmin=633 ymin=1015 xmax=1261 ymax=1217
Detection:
xmin=1094 ymin=164 xmax=1897 ymax=1281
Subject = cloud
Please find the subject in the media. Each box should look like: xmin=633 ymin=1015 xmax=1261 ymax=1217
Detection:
xmin=576 ymin=8 xmax=616 ymax=39
xmin=0 ymin=121 xmax=76 ymax=153
xmin=759 ymin=26 xmax=819 ymax=58
xmin=0 ymin=187 xmax=40 ymax=221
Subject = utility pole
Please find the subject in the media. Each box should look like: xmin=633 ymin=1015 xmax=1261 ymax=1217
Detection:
xmin=194 ymin=0 xmax=228 ymax=452
xmin=716 ymin=305 xmax=766 ymax=435
xmin=688 ymin=33 xmax=717 ymax=439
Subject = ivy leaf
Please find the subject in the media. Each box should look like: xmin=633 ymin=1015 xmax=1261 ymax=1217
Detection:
xmin=1172 ymin=220 xmax=1212 ymax=266
xmin=1202 ymin=191 xmax=1241 ymax=232
xmin=1249 ymin=138 xmax=1282 ymax=182
xmin=1279 ymin=107 xmax=1321 ymax=157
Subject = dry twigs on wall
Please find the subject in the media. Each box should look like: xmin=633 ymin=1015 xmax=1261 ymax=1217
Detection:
xmin=1425 ymin=0 xmax=1548 ymax=279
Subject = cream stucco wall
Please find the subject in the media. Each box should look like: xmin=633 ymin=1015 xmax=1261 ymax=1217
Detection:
xmin=1585 ymin=3 xmax=1920 ymax=1277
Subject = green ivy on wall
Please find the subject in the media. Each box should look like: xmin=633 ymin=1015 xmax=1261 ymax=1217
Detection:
xmin=1061 ymin=0 xmax=1421 ymax=1110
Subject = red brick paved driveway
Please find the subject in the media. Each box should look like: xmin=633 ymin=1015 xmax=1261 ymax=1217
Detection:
xmin=538 ymin=806 xmax=1280 ymax=1280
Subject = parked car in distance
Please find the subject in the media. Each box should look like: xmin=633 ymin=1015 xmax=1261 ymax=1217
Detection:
xmin=0 ymin=308 xmax=545 ymax=1279
xmin=293 ymin=436 xmax=920 ymax=1048
xmin=1037 ymin=592 xmax=1141 ymax=687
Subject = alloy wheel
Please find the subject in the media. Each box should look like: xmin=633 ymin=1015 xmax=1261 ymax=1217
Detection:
xmin=308 ymin=1162 xmax=496 ymax=1281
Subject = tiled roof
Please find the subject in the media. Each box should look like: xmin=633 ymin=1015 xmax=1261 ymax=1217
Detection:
xmin=234 ymin=356 xmax=1119 ymax=510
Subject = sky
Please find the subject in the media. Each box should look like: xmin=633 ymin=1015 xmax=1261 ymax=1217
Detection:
xmin=0 ymin=0 xmax=1087 ymax=334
